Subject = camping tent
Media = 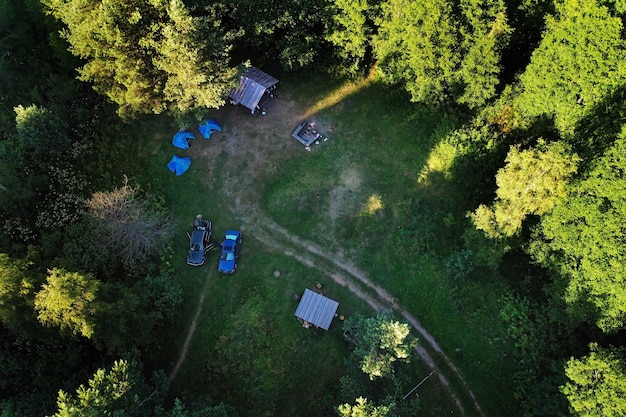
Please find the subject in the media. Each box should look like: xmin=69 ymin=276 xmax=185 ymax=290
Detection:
xmin=167 ymin=155 xmax=191 ymax=176
xmin=199 ymin=119 xmax=222 ymax=138
xmin=172 ymin=131 xmax=195 ymax=149
xmin=228 ymin=66 xmax=278 ymax=114
xmin=294 ymin=289 xmax=339 ymax=330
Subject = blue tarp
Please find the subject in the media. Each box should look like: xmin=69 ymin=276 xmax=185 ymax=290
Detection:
xmin=199 ymin=119 xmax=222 ymax=139
xmin=167 ymin=155 xmax=191 ymax=176
xmin=173 ymin=131 xmax=195 ymax=149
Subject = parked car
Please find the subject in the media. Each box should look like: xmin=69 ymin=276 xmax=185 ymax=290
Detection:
xmin=218 ymin=230 xmax=242 ymax=274
xmin=187 ymin=216 xmax=213 ymax=266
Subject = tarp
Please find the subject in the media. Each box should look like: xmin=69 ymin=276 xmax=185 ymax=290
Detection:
xmin=167 ymin=155 xmax=191 ymax=176
xmin=199 ymin=119 xmax=222 ymax=139
xmin=172 ymin=131 xmax=195 ymax=149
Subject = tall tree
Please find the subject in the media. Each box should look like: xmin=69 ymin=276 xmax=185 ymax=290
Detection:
xmin=86 ymin=179 xmax=175 ymax=266
xmin=531 ymin=132 xmax=626 ymax=332
xmin=326 ymin=0 xmax=372 ymax=75
xmin=471 ymin=140 xmax=579 ymax=238
xmin=516 ymin=0 xmax=626 ymax=135
xmin=372 ymin=0 xmax=510 ymax=108
xmin=343 ymin=311 xmax=417 ymax=380
xmin=34 ymin=268 xmax=101 ymax=338
xmin=43 ymin=0 xmax=237 ymax=118
xmin=337 ymin=397 xmax=394 ymax=417
xmin=0 ymin=254 xmax=36 ymax=332
xmin=50 ymin=358 xmax=161 ymax=417
xmin=561 ymin=343 xmax=626 ymax=417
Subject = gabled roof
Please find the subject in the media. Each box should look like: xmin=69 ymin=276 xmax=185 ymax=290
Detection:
xmin=228 ymin=67 xmax=278 ymax=112
xmin=294 ymin=289 xmax=339 ymax=330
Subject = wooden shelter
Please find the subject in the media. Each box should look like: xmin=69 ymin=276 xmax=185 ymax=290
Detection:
xmin=228 ymin=66 xmax=278 ymax=114
xmin=294 ymin=288 xmax=339 ymax=330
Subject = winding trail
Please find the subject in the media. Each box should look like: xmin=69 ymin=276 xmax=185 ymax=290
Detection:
xmin=168 ymin=94 xmax=485 ymax=416
xmin=246 ymin=208 xmax=484 ymax=417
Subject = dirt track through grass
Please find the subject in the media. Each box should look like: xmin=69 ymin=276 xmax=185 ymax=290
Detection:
xmin=169 ymin=91 xmax=485 ymax=416
xmin=239 ymin=207 xmax=484 ymax=417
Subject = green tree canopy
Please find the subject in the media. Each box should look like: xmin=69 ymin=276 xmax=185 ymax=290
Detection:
xmin=337 ymin=397 xmax=394 ymax=417
xmin=561 ymin=343 xmax=626 ymax=417
xmin=326 ymin=0 xmax=372 ymax=75
xmin=516 ymin=0 xmax=626 ymax=135
xmin=0 ymin=254 xmax=36 ymax=332
xmin=372 ymin=0 xmax=510 ymax=108
xmin=471 ymin=140 xmax=579 ymax=238
xmin=34 ymin=268 xmax=101 ymax=338
xmin=343 ymin=311 xmax=417 ymax=380
xmin=531 ymin=131 xmax=626 ymax=332
xmin=44 ymin=0 xmax=237 ymax=118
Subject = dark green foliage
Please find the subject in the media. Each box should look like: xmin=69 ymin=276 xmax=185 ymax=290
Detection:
xmin=499 ymin=291 xmax=573 ymax=416
xmin=444 ymin=249 xmax=475 ymax=280
xmin=372 ymin=0 xmax=510 ymax=108
xmin=530 ymin=132 xmax=626 ymax=333
xmin=44 ymin=0 xmax=238 ymax=119
xmin=206 ymin=0 xmax=332 ymax=70
xmin=49 ymin=358 xmax=162 ymax=417
xmin=0 ymin=105 xmax=85 ymax=246
xmin=516 ymin=0 xmax=626 ymax=135
xmin=326 ymin=0 xmax=373 ymax=76
xmin=338 ymin=312 xmax=420 ymax=417
xmin=156 ymin=399 xmax=234 ymax=417
xmin=0 ymin=254 xmax=37 ymax=333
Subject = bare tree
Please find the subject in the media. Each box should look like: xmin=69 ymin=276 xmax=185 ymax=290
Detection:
xmin=87 ymin=178 xmax=175 ymax=266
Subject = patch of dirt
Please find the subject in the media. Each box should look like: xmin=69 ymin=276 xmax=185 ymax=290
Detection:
xmin=172 ymin=90 xmax=484 ymax=417
xmin=329 ymin=167 xmax=363 ymax=221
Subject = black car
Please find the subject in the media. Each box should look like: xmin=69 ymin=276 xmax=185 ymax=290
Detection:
xmin=187 ymin=216 xmax=213 ymax=266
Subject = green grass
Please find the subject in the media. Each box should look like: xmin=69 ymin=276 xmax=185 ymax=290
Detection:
xmin=133 ymin=70 xmax=519 ymax=417
xmin=260 ymin=76 xmax=518 ymax=415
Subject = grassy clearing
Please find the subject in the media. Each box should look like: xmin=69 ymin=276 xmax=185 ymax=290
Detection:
xmin=262 ymin=75 xmax=518 ymax=415
xmin=135 ymin=70 xmax=518 ymax=417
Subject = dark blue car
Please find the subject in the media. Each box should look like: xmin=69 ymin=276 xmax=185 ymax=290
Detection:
xmin=218 ymin=230 xmax=242 ymax=274
xmin=187 ymin=217 xmax=212 ymax=266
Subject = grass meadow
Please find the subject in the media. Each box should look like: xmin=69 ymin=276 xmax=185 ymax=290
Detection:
xmin=134 ymin=70 xmax=518 ymax=417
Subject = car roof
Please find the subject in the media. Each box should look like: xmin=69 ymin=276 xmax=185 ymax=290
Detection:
xmin=191 ymin=229 xmax=205 ymax=245
xmin=224 ymin=230 xmax=240 ymax=239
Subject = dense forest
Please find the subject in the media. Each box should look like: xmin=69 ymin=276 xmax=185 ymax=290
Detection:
xmin=1 ymin=0 xmax=626 ymax=415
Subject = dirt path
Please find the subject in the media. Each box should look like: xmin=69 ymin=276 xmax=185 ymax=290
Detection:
xmin=168 ymin=279 xmax=209 ymax=382
xmin=170 ymin=91 xmax=485 ymax=416
xmin=240 ymin=208 xmax=484 ymax=417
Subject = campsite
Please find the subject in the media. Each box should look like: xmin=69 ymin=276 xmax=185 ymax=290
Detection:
xmin=144 ymin=74 xmax=505 ymax=417
xmin=3 ymin=0 xmax=626 ymax=416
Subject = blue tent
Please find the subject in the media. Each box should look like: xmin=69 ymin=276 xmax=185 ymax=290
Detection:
xmin=199 ymin=119 xmax=222 ymax=139
xmin=173 ymin=131 xmax=195 ymax=149
xmin=167 ymin=155 xmax=191 ymax=176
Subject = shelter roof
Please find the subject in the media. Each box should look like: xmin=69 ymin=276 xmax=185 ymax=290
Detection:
xmin=229 ymin=67 xmax=278 ymax=112
xmin=294 ymin=288 xmax=339 ymax=330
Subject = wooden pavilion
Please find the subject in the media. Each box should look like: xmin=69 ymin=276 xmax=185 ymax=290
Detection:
xmin=294 ymin=288 xmax=339 ymax=330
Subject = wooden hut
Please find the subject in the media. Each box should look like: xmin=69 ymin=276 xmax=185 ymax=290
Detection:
xmin=228 ymin=67 xmax=278 ymax=114
xmin=294 ymin=289 xmax=339 ymax=330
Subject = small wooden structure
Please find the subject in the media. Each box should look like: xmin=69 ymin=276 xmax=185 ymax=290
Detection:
xmin=294 ymin=288 xmax=339 ymax=330
xmin=229 ymin=66 xmax=278 ymax=114
xmin=291 ymin=121 xmax=326 ymax=146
